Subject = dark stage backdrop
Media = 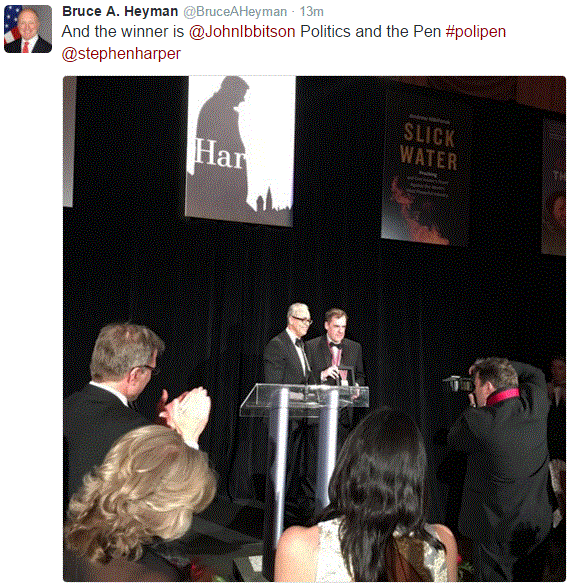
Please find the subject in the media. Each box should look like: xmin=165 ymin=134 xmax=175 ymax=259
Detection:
xmin=64 ymin=76 xmax=565 ymax=526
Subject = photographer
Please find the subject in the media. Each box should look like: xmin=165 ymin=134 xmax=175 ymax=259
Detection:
xmin=447 ymin=358 xmax=551 ymax=581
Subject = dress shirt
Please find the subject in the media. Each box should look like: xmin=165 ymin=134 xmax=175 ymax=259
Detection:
xmin=22 ymin=35 xmax=39 ymax=52
xmin=89 ymin=380 xmax=128 ymax=406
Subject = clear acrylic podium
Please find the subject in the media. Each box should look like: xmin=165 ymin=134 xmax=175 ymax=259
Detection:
xmin=240 ymin=383 xmax=369 ymax=580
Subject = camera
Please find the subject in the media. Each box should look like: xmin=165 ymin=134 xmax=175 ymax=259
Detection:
xmin=442 ymin=375 xmax=474 ymax=393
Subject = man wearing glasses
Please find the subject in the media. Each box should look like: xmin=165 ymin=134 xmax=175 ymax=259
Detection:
xmin=64 ymin=323 xmax=209 ymax=505
xmin=263 ymin=303 xmax=314 ymax=385
xmin=263 ymin=303 xmax=318 ymax=525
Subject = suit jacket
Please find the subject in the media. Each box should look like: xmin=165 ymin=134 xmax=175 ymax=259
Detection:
xmin=4 ymin=36 xmax=52 ymax=53
xmin=447 ymin=362 xmax=551 ymax=551
xmin=305 ymin=335 xmax=365 ymax=386
xmin=64 ymin=383 xmax=150 ymax=501
xmin=263 ymin=330 xmax=310 ymax=385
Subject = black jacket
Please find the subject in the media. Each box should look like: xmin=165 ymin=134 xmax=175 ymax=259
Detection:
xmin=5 ymin=36 xmax=52 ymax=53
xmin=263 ymin=330 xmax=311 ymax=385
xmin=447 ymin=362 xmax=551 ymax=551
xmin=64 ymin=383 xmax=150 ymax=501
xmin=305 ymin=335 xmax=365 ymax=386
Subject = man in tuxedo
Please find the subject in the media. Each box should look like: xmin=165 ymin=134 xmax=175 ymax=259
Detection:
xmin=305 ymin=308 xmax=365 ymax=387
xmin=447 ymin=358 xmax=552 ymax=581
xmin=263 ymin=302 xmax=313 ymax=385
xmin=263 ymin=303 xmax=315 ymax=525
xmin=306 ymin=308 xmax=365 ymax=448
xmin=5 ymin=8 xmax=52 ymax=53
xmin=64 ymin=323 xmax=209 ymax=504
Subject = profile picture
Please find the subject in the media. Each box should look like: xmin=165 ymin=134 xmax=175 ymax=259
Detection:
xmin=4 ymin=5 xmax=52 ymax=53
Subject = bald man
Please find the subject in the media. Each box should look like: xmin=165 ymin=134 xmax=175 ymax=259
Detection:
xmin=5 ymin=8 xmax=52 ymax=53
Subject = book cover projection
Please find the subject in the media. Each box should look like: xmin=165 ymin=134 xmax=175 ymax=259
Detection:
xmin=382 ymin=91 xmax=473 ymax=246
xmin=185 ymin=76 xmax=296 ymax=226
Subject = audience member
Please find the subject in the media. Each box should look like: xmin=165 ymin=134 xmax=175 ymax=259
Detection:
xmin=544 ymin=355 xmax=566 ymax=580
xmin=64 ymin=424 xmax=217 ymax=581
xmin=447 ymin=358 xmax=551 ymax=581
xmin=274 ymin=407 xmax=457 ymax=581
xmin=548 ymin=355 xmax=566 ymax=521
xmin=64 ymin=323 xmax=209 ymax=503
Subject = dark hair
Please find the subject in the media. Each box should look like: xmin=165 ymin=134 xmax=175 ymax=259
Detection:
xmin=317 ymin=407 xmax=442 ymax=581
xmin=325 ymin=308 xmax=347 ymax=323
xmin=471 ymin=357 xmax=518 ymax=390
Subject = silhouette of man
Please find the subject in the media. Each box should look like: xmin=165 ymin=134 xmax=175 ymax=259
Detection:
xmin=186 ymin=76 xmax=253 ymax=221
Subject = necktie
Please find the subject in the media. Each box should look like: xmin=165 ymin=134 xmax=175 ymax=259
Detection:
xmin=23 ymin=41 xmax=29 ymax=53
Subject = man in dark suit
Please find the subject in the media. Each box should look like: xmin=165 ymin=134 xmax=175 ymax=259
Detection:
xmin=305 ymin=308 xmax=365 ymax=387
xmin=306 ymin=308 xmax=365 ymax=447
xmin=263 ymin=303 xmax=315 ymax=525
xmin=264 ymin=302 xmax=313 ymax=386
xmin=447 ymin=358 xmax=552 ymax=581
xmin=64 ymin=323 xmax=209 ymax=503
xmin=5 ymin=8 xmax=52 ymax=53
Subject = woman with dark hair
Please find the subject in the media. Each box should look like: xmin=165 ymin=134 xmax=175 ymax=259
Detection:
xmin=275 ymin=407 xmax=457 ymax=581
xmin=64 ymin=425 xmax=217 ymax=581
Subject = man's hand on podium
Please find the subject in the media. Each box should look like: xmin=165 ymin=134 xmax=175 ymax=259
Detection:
xmin=321 ymin=365 xmax=340 ymax=381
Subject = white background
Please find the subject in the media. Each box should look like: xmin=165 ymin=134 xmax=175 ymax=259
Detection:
xmin=186 ymin=75 xmax=296 ymax=210
xmin=1 ymin=1 xmax=566 ymax=582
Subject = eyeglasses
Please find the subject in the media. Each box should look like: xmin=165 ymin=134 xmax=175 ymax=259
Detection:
xmin=133 ymin=365 xmax=160 ymax=376
xmin=292 ymin=316 xmax=313 ymax=325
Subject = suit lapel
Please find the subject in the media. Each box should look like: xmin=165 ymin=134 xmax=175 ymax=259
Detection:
xmin=319 ymin=336 xmax=332 ymax=367
xmin=340 ymin=340 xmax=350 ymax=364
xmin=281 ymin=330 xmax=304 ymax=375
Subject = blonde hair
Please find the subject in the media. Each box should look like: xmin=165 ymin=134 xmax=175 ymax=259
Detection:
xmin=64 ymin=425 xmax=216 ymax=563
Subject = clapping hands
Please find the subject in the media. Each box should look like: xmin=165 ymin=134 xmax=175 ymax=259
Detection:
xmin=158 ymin=387 xmax=211 ymax=447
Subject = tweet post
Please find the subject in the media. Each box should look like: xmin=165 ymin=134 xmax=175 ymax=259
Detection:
xmin=2 ymin=1 xmax=566 ymax=582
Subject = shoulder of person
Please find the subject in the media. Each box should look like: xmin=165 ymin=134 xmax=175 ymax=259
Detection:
xmin=429 ymin=523 xmax=458 ymax=581
xmin=430 ymin=523 xmax=455 ymax=546
xmin=275 ymin=525 xmax=320 ymax=581
xmin=278 ymin=524 xmax=319 ymax=552
xmin=4 ymin=39 xmax=20 ymax=51
xmin=265 ymin=332 xmax=285 ymax=349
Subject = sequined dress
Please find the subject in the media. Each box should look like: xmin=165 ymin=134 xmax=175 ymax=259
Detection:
xmin=315 ymin=518 xmax=448 ymax=582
